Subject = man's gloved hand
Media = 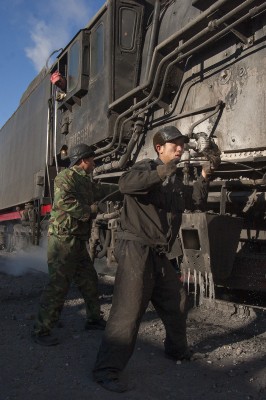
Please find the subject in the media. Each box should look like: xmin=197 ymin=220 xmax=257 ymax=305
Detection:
xmin=90 ymin=203 xmax=98 ymax=218
xmin=202 ymin=154 xmax=221 ymax=179
xmin=157 ymin=160 xmax=178 ymax=180
xmin=202 ymin=140 xmax=221 ymax=179
xmin=209 ymin=153 xmax=221 ymax=170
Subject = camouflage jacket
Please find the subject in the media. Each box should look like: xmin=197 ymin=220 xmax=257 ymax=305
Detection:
xmin=48 ymin=166 xmax=116 ymax=240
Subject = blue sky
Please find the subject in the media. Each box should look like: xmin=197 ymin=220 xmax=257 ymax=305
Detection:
xmin=0 ymin=0 xmax=105 ymax=129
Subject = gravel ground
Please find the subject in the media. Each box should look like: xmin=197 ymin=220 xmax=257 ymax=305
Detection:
xmin=0 ymin=261 xmax=265 ymax=400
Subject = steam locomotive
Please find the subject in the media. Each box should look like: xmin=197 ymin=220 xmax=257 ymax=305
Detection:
xmin=0 ymin=0 xmax=265 ymax=295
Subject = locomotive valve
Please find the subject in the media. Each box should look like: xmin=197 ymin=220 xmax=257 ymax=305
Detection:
xmin=188 ymin=132 xmax=211 ymax=154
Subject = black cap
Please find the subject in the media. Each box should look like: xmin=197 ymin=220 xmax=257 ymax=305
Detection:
xmin=68 ymin=143 xmax=95 ymax=167
xmin=153 ymin=126 xmax=189 ymax=149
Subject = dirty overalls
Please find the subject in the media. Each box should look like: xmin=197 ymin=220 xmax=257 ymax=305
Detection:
xmin=93 ymin=158 xmax=208 ymax=381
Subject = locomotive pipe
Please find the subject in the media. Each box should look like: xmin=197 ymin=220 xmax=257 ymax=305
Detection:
xmin=97 ymin=229 xmax=111 ymax=259
xmin=207 ymin=191 xmax=266 ymax=203
xmin=108 ymin=0 xmax=232 ymax=111
xmin=135 ymin=0 xmax=266 ymax=128
xmin=183 ymin=177 xmax=266 ymax=187
xmin=108 ymin=0 xmax=263 ymax=159
xmin=95 ymin=0 xmax=235 ymax=157
xmin=109 ymin=0 xmax=262 ymax=112
xmin=212 ymin=168 xmax=265 ymax=174
xmin=209 ymin=178 xmax=266 ymax=187
xmin=187 ymin=101 xmax=223 ymax=138
xmin=151 ymin=102 xmax=223 ymax=128
xmin=116 ymin=116 xmax=144 ymax=168
xmin=95 ymin=0 xmax=265 ymax=161
xmin=93 ymin=126 xmax=141 ymax=173
xmin=131 ymin=0 xmax=266 ymax=137
xmin=144 ymin=0 xmax=161 ymax=82
xmin=95 ymin=210 xmax=120 ymax=221
xmin=94 ymin=116 xmax=144 ymax=174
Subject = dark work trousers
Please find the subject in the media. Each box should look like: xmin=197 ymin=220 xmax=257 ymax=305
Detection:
xmin=93 ymin=239 xmax=188 ymax=380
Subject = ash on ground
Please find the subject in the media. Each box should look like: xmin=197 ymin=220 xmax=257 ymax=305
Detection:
xmin=0 ymin=269 xmax=265 ymax=400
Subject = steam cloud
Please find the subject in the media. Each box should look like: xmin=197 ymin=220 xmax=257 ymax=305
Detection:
xmin=0 ymin=238 xmax=113 ymax=277
xmin=0 ymin=238 xmax=48 ymax=276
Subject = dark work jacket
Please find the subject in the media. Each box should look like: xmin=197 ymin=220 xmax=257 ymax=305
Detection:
xmin=118 ymin=158 xmax=209 ymax=253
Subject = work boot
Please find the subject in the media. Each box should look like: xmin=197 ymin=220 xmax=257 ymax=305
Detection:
xmin=84 ymin=317 xmax=106 ymax=330
xmin=96 ymin=377 xmax=128 ymax=393
xmin=31 ymin=332 xmax=60 ymax=346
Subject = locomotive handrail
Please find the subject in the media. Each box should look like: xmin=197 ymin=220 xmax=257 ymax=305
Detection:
xmin=53 ymin=88 xmax=59 ymax=174
xmin=45 ymin=104 xmax=52 ymax=202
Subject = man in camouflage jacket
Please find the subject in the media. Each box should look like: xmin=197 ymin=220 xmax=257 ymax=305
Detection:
xmin=32 ymin=144 xmax=115 ymax=346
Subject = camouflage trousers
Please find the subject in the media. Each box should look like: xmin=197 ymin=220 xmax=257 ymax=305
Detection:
xmin=34 ymin=234 xmax=101 ymax=336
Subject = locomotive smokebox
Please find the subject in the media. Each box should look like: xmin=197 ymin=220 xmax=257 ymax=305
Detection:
xmin=180 ymin=213 xmax=243 ymax=280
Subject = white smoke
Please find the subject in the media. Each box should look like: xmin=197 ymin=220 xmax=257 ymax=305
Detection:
xmin=0 ymin=238 xmax=115 ymax=277
xmin=25 ymin=0 xmax=96 ymax=71
xmin=0 ymin=237 xmax=48 ymax=276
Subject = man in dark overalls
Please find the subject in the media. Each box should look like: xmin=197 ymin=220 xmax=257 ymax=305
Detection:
xmin=93 ymin=126 xmax=219 ymax=392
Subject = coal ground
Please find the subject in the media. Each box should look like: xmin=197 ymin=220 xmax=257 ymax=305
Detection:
xmin=0 ymin=264 xmax=265 ymax=400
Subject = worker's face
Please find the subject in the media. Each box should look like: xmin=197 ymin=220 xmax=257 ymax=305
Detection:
xmin=156 ymin=139 xmax=185 ymax=164
xmin=81 ymin=157 xmax=95 ymax=174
